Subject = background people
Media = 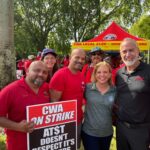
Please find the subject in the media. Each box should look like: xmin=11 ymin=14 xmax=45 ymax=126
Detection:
xmin=82 ymin=61 xmax=116 ymax=150
xmin=24 ymin=55 xmax=36 ymax=73
xmin=49 ymin=48 xmax=86 ymax=149
xmin=41 ymin=48 xmax=58 ymax=82
xmin=82 ymin=47 xmax=104 ymax=83
xmin=61 ymin=54 xmax=70 ymax=67
xmin=115 ymin=38 xmax=150 ymax=150
xmin=0 ymin=61 xmax=50 ymax=150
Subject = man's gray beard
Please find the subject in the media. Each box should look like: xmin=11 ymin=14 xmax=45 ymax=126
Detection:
xmin=123 ymin=56 xmax=139 ymax=66
xmin=33 ymin=78 xmax=44 ymax=87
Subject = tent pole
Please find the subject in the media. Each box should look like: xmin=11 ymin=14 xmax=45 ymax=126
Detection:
xmin=148 ymin=41 xmax=150 ymax=64
xmin=147 ymin=50 xmax=150 ymax=64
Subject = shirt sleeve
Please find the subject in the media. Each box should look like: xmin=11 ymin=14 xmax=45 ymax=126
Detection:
xmin=0 ymin=87 xmax=11 ymax=117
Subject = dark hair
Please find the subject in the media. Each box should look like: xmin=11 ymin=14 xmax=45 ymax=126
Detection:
xmin=46 ymin=64 xmax=59 ymax=82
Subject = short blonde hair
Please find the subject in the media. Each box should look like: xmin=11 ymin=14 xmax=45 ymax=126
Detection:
xmin=91 ymin=61 xmax=112 ymax=85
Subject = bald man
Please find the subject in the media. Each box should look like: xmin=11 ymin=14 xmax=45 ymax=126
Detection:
xmin=115 ymin=38 xmax=150 ymax=150
xmin=49 ymin=48 xmax=86 ymax=149
xmin=0 ymin=61 xmax=50 ymax=150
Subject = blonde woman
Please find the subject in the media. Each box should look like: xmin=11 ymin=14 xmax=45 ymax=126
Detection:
xmin=82 ymin=61 xmax=116 ymax=150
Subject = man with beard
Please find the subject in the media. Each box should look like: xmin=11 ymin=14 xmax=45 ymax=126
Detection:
xmin=49 ymin=48 xmax=86 ymax=149
xmin=0 ymin=61 xmax=50 ymax=150
xmin=82 ymin=47 xmax=104 ymax=83
xmin=115 ymin=38 xmax=150 ymax=150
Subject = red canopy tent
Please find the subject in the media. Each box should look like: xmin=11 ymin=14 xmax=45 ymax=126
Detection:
xmin=72 ymin=21 xmax=149 ymax=51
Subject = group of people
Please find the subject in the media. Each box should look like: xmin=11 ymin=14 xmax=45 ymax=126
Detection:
xmin=17 ymin=50 xmax=70 ymax=78
xmin=0 ymin=38 xmax=150 ymax=150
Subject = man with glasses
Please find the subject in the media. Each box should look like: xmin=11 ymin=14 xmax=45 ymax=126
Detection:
xmin=82 ymin=47 xmax=104 ymax=83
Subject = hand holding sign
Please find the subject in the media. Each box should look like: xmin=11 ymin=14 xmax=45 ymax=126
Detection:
xmin=18 ymin=120 xmax=35 ymax=133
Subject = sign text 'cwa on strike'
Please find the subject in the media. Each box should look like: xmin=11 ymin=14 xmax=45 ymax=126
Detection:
xmin=31 ymin=104 xmax=75 ymax=125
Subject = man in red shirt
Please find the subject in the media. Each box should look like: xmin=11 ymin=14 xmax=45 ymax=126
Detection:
xmin=49 ymin=48 xmax=86 ymax=149
xmin=0 ymin=61 xmax=50 ymax=150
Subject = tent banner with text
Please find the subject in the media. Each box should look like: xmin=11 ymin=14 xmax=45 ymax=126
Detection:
xmin=72 ymin=41 xmax=149 ymax=51
xmin=26 ymin=100 xmax=77 ymax=150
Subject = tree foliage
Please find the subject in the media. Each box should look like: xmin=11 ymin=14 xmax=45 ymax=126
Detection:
xmin=14 ymin=0 xmax=150 ymax=56
xmin=14 ymin=0 xmax=61 ymax=55
xmin=129 ymin=15 xmax=150 ymax=39
xmin=58 ymin=0 xmax=150 ymax=42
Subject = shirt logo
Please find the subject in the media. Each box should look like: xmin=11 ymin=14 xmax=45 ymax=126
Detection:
xmin=103 ymin=34 xmax=117 ymax=40
xmin=135 ymin=76 xmax=144 ymax=81
xmin=108 ymin=95 xmax=114 ymax=103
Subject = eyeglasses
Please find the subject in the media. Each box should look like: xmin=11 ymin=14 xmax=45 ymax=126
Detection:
xmin=91 ymin=52 xmax=103 ymax=56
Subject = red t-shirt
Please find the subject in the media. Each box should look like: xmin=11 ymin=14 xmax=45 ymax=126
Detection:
xmin=82 ymin=64 xmax=94 ymax=83
xmin=0 ymin=78 xmax=50 ymax=150
xmin=49 ymin=67 xmax=85 ymax=124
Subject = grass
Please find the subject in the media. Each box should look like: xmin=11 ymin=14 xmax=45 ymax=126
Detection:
xmin=0 ymin=133 xmax=6 ymax=150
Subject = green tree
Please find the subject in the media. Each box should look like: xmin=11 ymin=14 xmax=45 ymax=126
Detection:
xmin=59 ymin=0 xmax=150 ymax=42
xmin=14 ymin=0 xmax=150 ymax=55
xmin=14 ymin=0 xmax=61 ymax=51
xmin=129 ymin=15 xmax=150 ymax=39
xmin=47 ymin=31 xmax=71 ymax=55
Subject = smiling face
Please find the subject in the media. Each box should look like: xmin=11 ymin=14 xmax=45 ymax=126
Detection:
xmin=96 ymin=65 xmax=111 ymax=85
xmin=69 ymin=49 xmax=86 ymax=73
xmin=120 ymin=39 xmax=140 ymax=67
xmin=92 ymin=62 xmax=112 ymax=85
xmin=26 ymin=61 xmax=48 ymax=87
xmin=42 ymin=53 xmax=57 ymax=70
xmin=91 ymin=52 xmax=103 ymax=65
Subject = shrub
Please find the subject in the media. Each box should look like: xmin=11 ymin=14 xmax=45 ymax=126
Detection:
xmin=0 ymin=133 xmax=6 ymax=150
